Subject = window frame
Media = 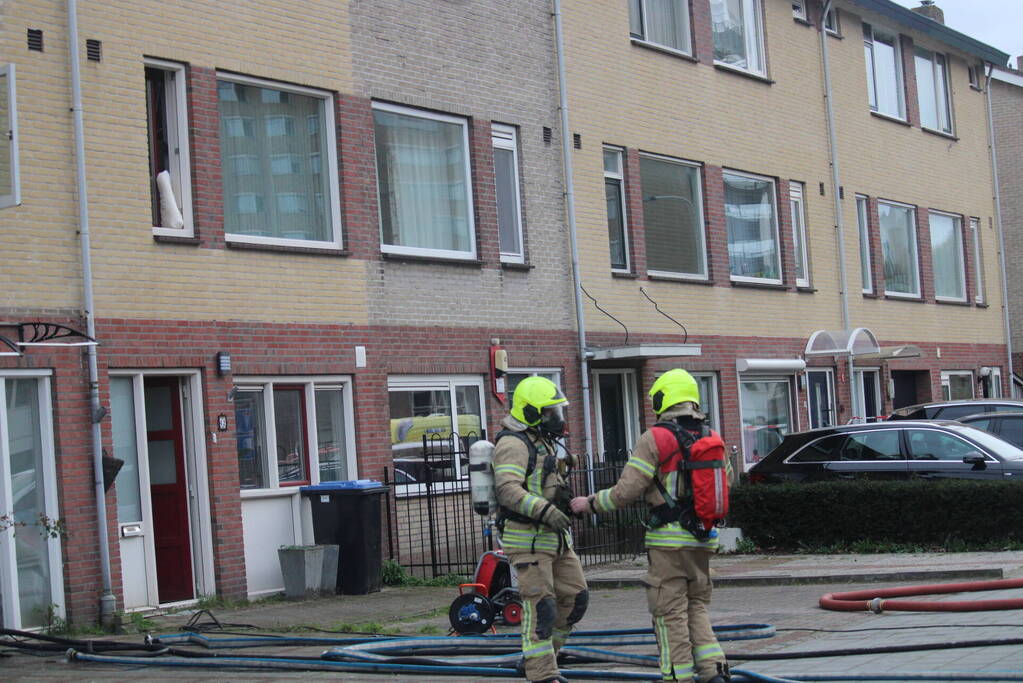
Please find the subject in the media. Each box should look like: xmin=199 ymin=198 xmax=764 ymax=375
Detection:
xmin=789 ymin=181 xmax=810 ymax=288
xmin=856 ymin=195 xmax=873 ymax=294
xmin=373 ymin=101 xmax=477 ymax=261
xmin=691 ymin=372 xmax=721 ymax=433
xmin=970 ymin=216 xmax=985 ymax=304
xmin=0 ymin=63 xmax=20 ymax=209
xmin=738 ymin=373 xmax=797 ymax=470
xmin=929 ymin=210 xmax=966 ymax=302
xmin=914 ymin=47 xmax=953 ymax=134
xmin=723 ymin=169 xmax=782 ymax=285
xmin=711 ymin=0 xmax=766 ymax=77
xmin=863 ymin=23 xmax=906 ymax=121
xmin=640 ymin=152 xmax=708 ymax=280
xmin=217 ymin=72 xmax=342 ymax=250
xmin=824 ymin=8 xmax=839 ymax=36
xmin=146 ymin=58 xmax=193 ymax=237
xmin=791 ymin=1 xmax=807 ymax=21
xmin=629 ymin=0 xmax=694 ymax=57
xmin=235 ymin=376 xmax=357 ymax=493
xmin=877 ymin=199 xmax=920 ymax=298
xmin=603 ymin=145 xmax=630 ymax=273
xmin=492 ymin=123 xmax=525 ymax=264
xmin=940 ymin=370 xmax=975 ymax=401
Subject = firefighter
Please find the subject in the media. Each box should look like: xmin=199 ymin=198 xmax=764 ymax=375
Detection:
xmin=493 ymin=376 xmax=587 ymax=683
xmin=570 ymin=369 xmax=730 ymax=683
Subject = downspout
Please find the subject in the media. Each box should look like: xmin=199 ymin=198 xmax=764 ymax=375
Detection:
xmin=68 ymin=0 xmax=116 ymax=626
xmin=984 ymin=65 xmax=1015 ymax=394
xmin=552 ymin=0 xmax=596 ymax=483
xmin=819 ymin=0 xmax=859 ymax=422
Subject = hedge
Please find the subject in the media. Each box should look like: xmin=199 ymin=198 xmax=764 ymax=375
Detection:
xmin=729 ymin=479 xmax=1023 ymax=549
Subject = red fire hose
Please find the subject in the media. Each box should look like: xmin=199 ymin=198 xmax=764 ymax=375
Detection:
xmin=820 ymin=577 xmax=1023 ymax=613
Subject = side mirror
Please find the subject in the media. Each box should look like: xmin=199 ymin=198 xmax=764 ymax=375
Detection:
xmin=963 ymin=453 xmax=987 ymax=468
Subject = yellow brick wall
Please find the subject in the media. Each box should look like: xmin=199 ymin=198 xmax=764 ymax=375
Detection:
xmin=0 ymin=0 xmax=368 ymax=324
xmin=564 ymin=0 xmax=1003 ymax=346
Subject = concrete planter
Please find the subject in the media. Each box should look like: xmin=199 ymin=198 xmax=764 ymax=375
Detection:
xmin=278 ymin=545 xmax=325 ymax=600
xmin=320 ymin=544 xmax=340 ymax=593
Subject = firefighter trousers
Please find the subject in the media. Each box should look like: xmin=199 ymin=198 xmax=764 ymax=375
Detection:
xmin=643 ymin=547 xmax=727 ymax=682
xmin=508 ymin=545 xmax=588 ymax=682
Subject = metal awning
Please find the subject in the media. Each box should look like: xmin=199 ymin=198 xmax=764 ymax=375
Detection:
xmin=0 ymin=321 xmax=98 ymax=357
xmin=805 ymin=328 xmax=880 ymax=357
xmin=855 ymin=344 xmax=924 ymax=361
xmin=586 ymin=343 xmax=702 ymax=362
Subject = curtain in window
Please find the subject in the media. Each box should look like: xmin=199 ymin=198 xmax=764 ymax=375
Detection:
xmin=218 ymin=81 xmax=331 ymax=241
xmin=375 ymin=109 xmax=472 ymax=253
xmin=879 ymin=203 xmax=918 ymax=295
xmin=724 ymin=174 xmax=779 ymax=280
xmin=930 ymin=214 xmax=964 ymax=299
xmin=494 ymin=146 xmax=521 ymax=255
xmin=872 ymin=33 xmax=901 ymax=117
xmin=915 ymin=50 xmax=950 ymax=132
xmin=711 ymin=0 xmax=748 ymax=68
xmin=644 ymin=0 xmax=689 ymax=51
xmin=605 ymin=178 xmax=627 ymax=269
xmin=0 ymin=69 xmax=11 ymax=198
xmin=641 ymin=157 xmax=704 ymax=276
xmin=739 ymin=378 xmax=791 ymax=466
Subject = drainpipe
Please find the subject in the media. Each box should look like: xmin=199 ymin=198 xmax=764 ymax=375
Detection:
xmin=819 ymin=0 xmax=859 ymax=421
xmin=68 ymin=0 xmax=116 ymax=626
xmin=984 ymin=65 xmax=1015 ymax=393
xmin=552 ymin=0 xmax=596 ymax=486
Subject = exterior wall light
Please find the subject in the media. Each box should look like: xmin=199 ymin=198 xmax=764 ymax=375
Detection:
xmin=216 ymin=351 xmax=232 ymax=376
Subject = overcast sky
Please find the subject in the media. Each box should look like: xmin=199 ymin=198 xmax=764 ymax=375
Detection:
xmin=890 ymin=0 xmax=1023 ymax=66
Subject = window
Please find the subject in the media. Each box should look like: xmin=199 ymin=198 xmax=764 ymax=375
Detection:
xmin=855 ymin=195 xmax=873 ymax=293
xmin=791 ymin=1 xmax=806 ymax=21
xmin=629 ymin=0 xmax=692 ymax=54
xmin=710 ymin=0 xmax=765 ymax=75
xmin=235 ymin=378 xmax=355 ymax=490
xmin=374 ymin=102 xmax=475 ymax=259
xmin=0 ymin=64 xmax=19 ymax=209
xmin=724 ymin=170 xmax=781 ymax=283
xmin=907 ymin=429 xmax=978 ymax=461
xmin=693 ymin=373 xmax=721 ymax=433
xmin=863 ymin=23 xmax=905 ymax=119
xmin=915 ymin=48 xmax=952 ymax=133
xmin=604 ymin=147 xmax=629 ymax=271
xmin=930 ymin=212 xmax=965 ymax=301
xmin=853 ymin=369 xmax=883 ymax=421
xmin=878 ymin=201 xmax=919 ymax=297
xmin=970 ymin=217 xmax=985 ymax=304
xmin=218 ymin=74 xmax=341 ymax=247
xmin=824 ymin=8 xmax=839 ymax=35
xmin=941 ymin=371 xmax=974 ymax=401
xmin=789 ymin=182 xmax=809 ymax=287
xmin=739 ymin=376 xmax=793 ymax=468
xmin=493 ymin=124 xmax=524 ymax=263
xmin=389 ymin=376 xmax=486 ymax=490
xmin=968 ymin=64 xmax=982 ymax=89
xmin=640 ymin=154 xmax=706 ymax=278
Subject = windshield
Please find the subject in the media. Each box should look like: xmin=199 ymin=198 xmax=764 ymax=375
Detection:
xmin=947 ymin=423 xmax=1023 ymax=461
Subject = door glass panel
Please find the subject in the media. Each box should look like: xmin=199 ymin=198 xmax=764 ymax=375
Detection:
xmin=315 ymin=389 xmax=347 ymax=482
xmin=111 ymin=378 xmax=142 ymax=523
xmin=807 ymin=371 xmax=834 ymax=429
xmin=861 ymin=371 xmax=880 ymax=419
xmin=147 ymin=439 xmax=177 ymax=485
xmin=274 ymin=387 xmax=308 ymax=484
xmin=740 ymin=378 xmax=792 ymax=467
xmin=907 ymin=429 xmax=978 ymax=461
xmin=6 ymin=379 xmax=52 ymax=628
xmin=598 ymin=374 xmax=629 ymax=463
xmin=144 ymin=382 xmax=173 ymax=431
xmin=235 ymin=389 xmax=268 ymax=489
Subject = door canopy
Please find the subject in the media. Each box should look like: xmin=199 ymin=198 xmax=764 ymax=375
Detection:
xmin=805 ymin=328 xmax=880 ymax=357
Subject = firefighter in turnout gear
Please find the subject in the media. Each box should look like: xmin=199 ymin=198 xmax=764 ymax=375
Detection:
xmin=571 ymin=369 xmax=730 ymax=683
xmin=494 ymin=376 xmax=587 ymax=683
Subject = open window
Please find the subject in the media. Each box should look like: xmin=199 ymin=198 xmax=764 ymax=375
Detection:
xmin=145 ymin=59 xmax=192 ymax=236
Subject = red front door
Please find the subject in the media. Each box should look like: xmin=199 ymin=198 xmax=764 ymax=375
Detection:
xmin=145 ymin=377 xmax=194 ymax=603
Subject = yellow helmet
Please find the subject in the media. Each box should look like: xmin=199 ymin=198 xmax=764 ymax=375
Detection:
xmin=649 ymin=369 xmax=700 ymax=415
xmin=511 ymin=376 xmax=567 ymax=426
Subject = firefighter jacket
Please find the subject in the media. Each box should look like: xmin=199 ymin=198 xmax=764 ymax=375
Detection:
xmin=493 ymin=415 xmax=572 ymax=555
xmin=590 ymin=422 xmax=720 ymax=552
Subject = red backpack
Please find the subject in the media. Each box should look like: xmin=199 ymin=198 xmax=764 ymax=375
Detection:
xmin=649 ymin=421 xmax=729 ymax=539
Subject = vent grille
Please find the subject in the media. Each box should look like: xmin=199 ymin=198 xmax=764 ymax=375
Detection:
xmin=542 ymin=126 xmax=552 ymax=145
xmin=818 ymin=181 xmax=825 ymax=196
xmin=573 ymin=133 xmax=581 ymax=149
xmin=27 ymin=28 xmax=43 ymax=52
xmin=86 ymin=39 xmax=102 ymax=62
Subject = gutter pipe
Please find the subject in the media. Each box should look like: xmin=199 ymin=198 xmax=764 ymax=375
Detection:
xmin=67 ymin=0 xmax=116 ymax=626
xmin=552 ymin=0 xmax=596 ymax=485
xmin=984 ymin=66 xmax=1015 ymax=395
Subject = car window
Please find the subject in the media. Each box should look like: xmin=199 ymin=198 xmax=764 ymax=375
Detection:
xmin=964 ymin=417 xmax=994 ymax=432
xmin=790 ymin=434 xmax=844 ymax=462
xmin=990 ymin=404 xmax=1023 ymax=413
xmin=840 ymin=430 xmax=902 ymax=461
xmin=947 ymin=423 xmax=1023 ymax=461
xmin=907 ymin=429 xmax=981 ymax=461
xmin=995 ymin=418 xmax=1023 ymax=449
xmin=934 ymin=404 xmax=986 ymax=420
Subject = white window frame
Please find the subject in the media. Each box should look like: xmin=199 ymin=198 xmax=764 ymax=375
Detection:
xmin=146 ymin=59 xmax=193 ymax=236
xmin=723 ymin=169 xmax=782 ymax=285
xmin=218 ymin=72 xmax=342 ymax=250
xmin=878 ymin=199 xmax=920 ymax=298
xmin=914 ymin=47 xmax=953 ymax=134
xmin=929 ymin=210 xmax=966 ymax=303
xmin=737 ymin=373 xmax=798 ymax=471
xmin=853 ymin=368 xmax=883 ymax=422
xmin=374 ymin=101 xmax=476 ymax=261
xmin=629 ymin=0 xmax=693 ymax=56
xmin=604 ymin=146 xmax=630 ymax=273
xmin=711 ymin=0 xmax=766 ymax=77
xmin=970 ymin=217 xmax=985 ymax=304
xmin=940 ymin=370 xmax=975 ymax=401
xmin=691 ymin=372 xmax=721 ymax=433
xmin=863 ymin=23 xmax=906 ymax=120
xmin=592 ymin=368 xmax=641 ymax=460
xmin=988 ymin=367 xmax=1003 ymax=398
xmin=0 ymin=63 xmax=21 ymax=209
xmin=824 ymin=8 xmax=839 ymax=35
xmin=856 ymin=195 xmax=873 ymax=294
xmin=789 ymin=182 xmax=809 ymax=288
xmin=641 ymin=152 xmax=708 ymax=280
xmin=235 ymin=376 xmax=357 ymax=495
xmin=791 ymin=1 xmax=807 ymax=21
xmin=493 ymin=123 xmax=524 ymax=264
xmin=0 ymin=371 xmax=64 ymax=630
xmin=388 ymin=375 xmax=487 ymax=496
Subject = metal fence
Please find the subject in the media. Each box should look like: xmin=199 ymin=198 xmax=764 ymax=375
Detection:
xmin=383 ymin=435 xmax=646 ymax=579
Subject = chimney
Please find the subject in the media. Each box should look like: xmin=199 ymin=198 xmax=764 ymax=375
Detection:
xmin=911 ymin=1 xmax=945 ymax=25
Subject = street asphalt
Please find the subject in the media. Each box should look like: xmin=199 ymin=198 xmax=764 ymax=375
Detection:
xmin=4 ymin=551 xmax=1023 ymax=681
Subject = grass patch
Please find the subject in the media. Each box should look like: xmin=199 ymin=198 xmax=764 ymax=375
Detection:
xmin=382 ymin=560 xmax=467 ymax=587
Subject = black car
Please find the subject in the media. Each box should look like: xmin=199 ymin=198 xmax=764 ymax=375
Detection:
xmin=888 ymin=399 xmax=1023 ymax=421
xmin=746 ymin=420 xmax=1023 ymax=483
xmin=957 ymin=411 xmax=1023 ymax=450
